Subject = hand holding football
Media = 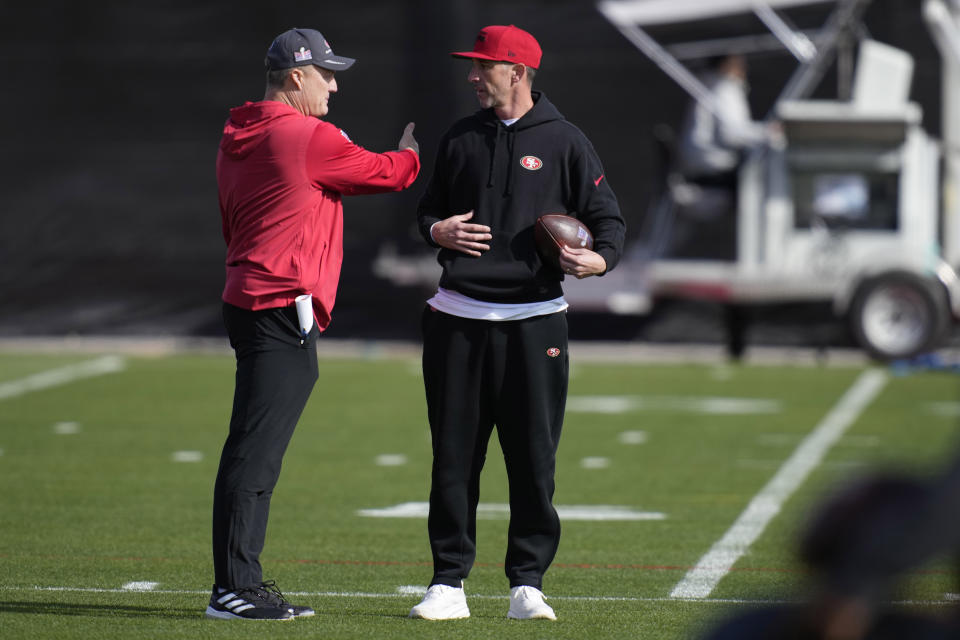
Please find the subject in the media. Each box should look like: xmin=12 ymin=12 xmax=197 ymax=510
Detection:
xmin=534 ymin=214 xmax=594 ymax=269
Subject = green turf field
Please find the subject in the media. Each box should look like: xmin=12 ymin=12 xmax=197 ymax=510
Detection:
xmin=1 ymin=347 xmax=958 ymax=639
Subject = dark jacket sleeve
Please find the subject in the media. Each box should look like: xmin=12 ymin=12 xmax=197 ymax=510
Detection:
xmin=416 ymin=133 xmax=451 ymax=248
xmin=569 ymin=139 xmax=626 ymax=274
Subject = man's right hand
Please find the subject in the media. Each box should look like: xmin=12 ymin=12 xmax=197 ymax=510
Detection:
xmin=398 ymin=122 xmax=419 ymax=154
xmin=430 ymin=211 xmax=491 ymax=257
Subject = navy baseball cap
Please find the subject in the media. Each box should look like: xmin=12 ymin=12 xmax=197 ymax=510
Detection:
xmin=265 ymin=28 xmax=356 ymax=71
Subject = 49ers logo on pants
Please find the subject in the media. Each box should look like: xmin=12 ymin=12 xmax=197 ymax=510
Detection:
xmin=546 ymin=347 xmax=561 ymax=358
xmin=520 ymin=155 xmax=543 ymax=171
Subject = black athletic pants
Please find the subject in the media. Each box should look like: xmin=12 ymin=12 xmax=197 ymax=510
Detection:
xmin=421 ymin=307 xmax=569 ymax=590
xmin=212 ymin=302 xmax=319 ymax=589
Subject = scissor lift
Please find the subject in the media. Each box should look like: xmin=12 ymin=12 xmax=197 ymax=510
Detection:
xmin=574 ymin=0 xmax=960 ymax=359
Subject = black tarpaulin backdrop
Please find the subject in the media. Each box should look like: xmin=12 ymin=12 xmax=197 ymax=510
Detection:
xmin=0 ymin=0 xmax=941 ymax=343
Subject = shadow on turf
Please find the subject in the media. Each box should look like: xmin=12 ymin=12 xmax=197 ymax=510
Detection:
xmin=0 ymin=600 xmax=198 ymax=619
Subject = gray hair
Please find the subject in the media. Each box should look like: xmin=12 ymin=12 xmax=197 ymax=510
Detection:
xmin=266 ymin=67 xmax=294 ymax=89
xmin=525 ymin=66 xmax=537 ymax=87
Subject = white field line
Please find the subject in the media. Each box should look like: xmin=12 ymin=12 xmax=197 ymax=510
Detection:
xmin=0 ymin=356 xmax=126 ymax=401
xmin=2 ymin=585 xmax=954 ymax=607
xmin=670 ymin=369 xmax=888 ymax=600
xmin=566 ymin=395 xmax=780 ymax=415
xmin=356 ymin=502 xmax=665 ymax=521
xmin=121 ymin=581 xmax=160 ymax=592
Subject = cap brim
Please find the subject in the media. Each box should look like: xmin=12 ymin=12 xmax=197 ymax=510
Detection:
xmin=451 ymin=51 xmax=506 ymax=62
xmin=315 ymin=55 xmax=355 ymax=71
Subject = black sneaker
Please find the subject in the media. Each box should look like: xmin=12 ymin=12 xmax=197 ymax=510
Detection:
xmin=259 ymin=580 xmax=316 ymax=617
xmin=204 ymin=584 xmax=294 ymax=620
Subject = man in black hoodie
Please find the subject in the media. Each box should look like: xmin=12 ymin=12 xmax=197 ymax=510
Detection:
xmin=408 ymin=24 xmax=625 ymax=622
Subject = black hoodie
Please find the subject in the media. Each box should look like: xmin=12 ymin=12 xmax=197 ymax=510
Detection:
xmin=418 ymin=91 xmax=626 ymax=304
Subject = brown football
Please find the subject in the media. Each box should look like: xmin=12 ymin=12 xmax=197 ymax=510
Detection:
xmin=534 ymin=214 xmax=594 ymax=268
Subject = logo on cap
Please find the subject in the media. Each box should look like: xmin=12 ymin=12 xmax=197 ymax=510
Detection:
xmin=294 ymin=46 xmax=312 ymax=62
xmin=546 ymin=347 xmax=561 ymax=358
xmin=520 ymin=156 xmax=542 ymax=171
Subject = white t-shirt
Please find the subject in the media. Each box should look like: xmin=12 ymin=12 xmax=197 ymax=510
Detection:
xmin=427 ymin=287 xmax=568 ymax=321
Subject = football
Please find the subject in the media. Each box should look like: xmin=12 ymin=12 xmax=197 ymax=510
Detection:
xmin=534 ymin=214 xmax=594 ymax=268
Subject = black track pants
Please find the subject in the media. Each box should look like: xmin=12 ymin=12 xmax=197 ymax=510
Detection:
xmin=212 ymin=302 xmax=318 ymax=589
xmin=421 ymin=307 xmax=569 ymax=590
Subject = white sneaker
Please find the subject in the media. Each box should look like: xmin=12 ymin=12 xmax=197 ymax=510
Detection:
xmin=507 ymin=585 xmax=557 ymax=620
xmin=408 ymin=584 xmax=470 ymax=620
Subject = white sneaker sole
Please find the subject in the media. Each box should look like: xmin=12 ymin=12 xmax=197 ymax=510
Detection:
xmin=408 ymin=605 xmax=471 ymax=620
xmin=508 ymin=610 xmax=557 ymax=620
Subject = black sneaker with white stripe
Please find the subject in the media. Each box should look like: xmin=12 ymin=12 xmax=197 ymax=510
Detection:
xmin=258 ymin=580 xmax=315 ymax=617
xmin=204 ymin=584 xmax=294 ymax=620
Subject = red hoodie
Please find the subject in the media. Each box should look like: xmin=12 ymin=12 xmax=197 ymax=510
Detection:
xmin=216 ymin=101 xmax=420 ymax=331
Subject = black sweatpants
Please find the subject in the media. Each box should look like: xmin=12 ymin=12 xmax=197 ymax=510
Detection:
xmin=212 ymin=302 xmax=319 ymax=589
xmin=421 ymin=307 xmax=569 ymax=590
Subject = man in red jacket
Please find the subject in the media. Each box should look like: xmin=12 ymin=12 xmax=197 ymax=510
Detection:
xmin=206 ymin=27 xmax=420 ymax=621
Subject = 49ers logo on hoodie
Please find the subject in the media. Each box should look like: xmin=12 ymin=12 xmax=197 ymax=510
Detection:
xmin=520 ymin=155 xmax=543 ymax=171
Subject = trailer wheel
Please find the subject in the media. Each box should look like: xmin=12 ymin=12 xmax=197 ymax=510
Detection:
xmin=848 ymin=273 xmax=948 ymax=361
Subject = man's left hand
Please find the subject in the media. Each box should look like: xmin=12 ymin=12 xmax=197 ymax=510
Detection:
xmin=558 ymin=246 xmax=606 ymax=279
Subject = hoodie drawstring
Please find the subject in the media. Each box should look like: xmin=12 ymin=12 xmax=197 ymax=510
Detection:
xmin=488 ymin=124 xmax=502 ymax=188
xmin=504 ymin=126 xmax=516 ymax=197
xmin=488 ymin=122 xmax=517 ymax=196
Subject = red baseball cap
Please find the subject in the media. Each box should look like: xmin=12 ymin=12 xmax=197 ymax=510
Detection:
xmin=451 ymin=25 xmax=542 ymax=69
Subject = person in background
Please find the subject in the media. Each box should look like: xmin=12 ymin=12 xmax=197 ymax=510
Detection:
xmin=673 ymin=54 xmax=783 ymax=356
xmin=676 ymin=53 xmax=778 ymax=187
